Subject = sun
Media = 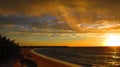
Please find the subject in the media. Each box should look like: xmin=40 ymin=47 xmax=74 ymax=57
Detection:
xmin=105 ymin=34 xmax=120 ymax=46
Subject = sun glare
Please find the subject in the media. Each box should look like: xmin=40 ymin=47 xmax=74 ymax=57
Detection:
xmin=105 ymin=34 xmax=120 ymax=46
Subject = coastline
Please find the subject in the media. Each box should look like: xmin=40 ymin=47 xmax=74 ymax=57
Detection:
xmin=31 ymin=49 xmax=82 ymax=67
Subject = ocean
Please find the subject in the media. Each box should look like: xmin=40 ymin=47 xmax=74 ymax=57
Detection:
xmin=34 ymin=47 xmax=120 ymax=67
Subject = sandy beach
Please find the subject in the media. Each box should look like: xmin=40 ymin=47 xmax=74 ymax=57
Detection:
xmin=21 ymin=48 xmax=81 ymax=67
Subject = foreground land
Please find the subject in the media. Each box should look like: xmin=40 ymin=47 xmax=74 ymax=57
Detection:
xmin=21 ymin=47 xmax=73 ymax=67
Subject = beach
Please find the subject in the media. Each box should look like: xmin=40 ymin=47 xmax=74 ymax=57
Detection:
xmin=21 ymin=48 xmax=81 ymax=67
xmin=29 ymin=47 xmax=120 ymax=67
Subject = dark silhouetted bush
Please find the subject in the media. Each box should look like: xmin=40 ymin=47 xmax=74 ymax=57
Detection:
xmin=0 ymin=35 xmax=22 ymax=66
xmin=20 ymin=58 xmax=37 ymax=67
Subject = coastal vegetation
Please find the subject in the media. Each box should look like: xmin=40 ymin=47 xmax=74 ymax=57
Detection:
xmin=0 ymin=35 xmax=37 ymax=67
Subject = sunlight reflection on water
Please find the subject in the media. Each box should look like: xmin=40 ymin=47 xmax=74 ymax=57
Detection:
xmin=107 ymin=47 xmax=120 ymax=66
xmin=35 ymin=47 xmax=120 ymax=66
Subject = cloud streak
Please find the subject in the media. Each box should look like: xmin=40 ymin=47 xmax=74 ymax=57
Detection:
xmin=0 ymin=0 xmax=120 ymax=33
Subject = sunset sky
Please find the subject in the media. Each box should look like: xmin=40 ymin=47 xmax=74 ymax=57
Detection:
xmin=0 ymin=0 xmax=120 ymax=46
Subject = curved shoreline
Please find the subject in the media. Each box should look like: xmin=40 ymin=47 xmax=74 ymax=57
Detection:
xmin=31 ymin=49 xmax=82 ymax=67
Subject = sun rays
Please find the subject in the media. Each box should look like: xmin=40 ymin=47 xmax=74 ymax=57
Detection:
xmin=105 ymin=34 xmax=120 ymax=46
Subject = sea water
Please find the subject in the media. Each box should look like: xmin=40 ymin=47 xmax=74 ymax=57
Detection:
xmin=34 ymin=47 xmax=120 ymax=67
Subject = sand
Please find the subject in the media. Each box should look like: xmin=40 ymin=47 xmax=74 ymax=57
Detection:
xmin=21 ymin=48 xmax=81 ymax=67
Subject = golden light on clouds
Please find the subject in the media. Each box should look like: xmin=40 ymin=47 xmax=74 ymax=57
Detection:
xmin=56 ymin=5 xmax=81 ymax=32
xmin=1 ymin=0 xmax=120 ymax=46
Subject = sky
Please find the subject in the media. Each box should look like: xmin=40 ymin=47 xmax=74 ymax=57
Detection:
xmin=0 ymin=0 xmax=120 ymax=46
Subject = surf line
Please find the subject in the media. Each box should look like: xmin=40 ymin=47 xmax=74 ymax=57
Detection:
xmin=31 ymin=48 xmax=82 ymax=67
